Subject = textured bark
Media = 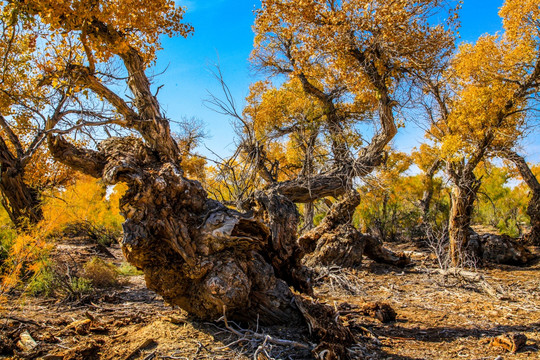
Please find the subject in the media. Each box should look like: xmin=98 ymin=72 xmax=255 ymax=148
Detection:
xmin=53 ymin=136 xmax=302 ymax=324
xmin=302 ymin=202 xmax=315 ymax=232
xmin=419 ymin=159 xmax=441 ymax=220
xmin=448 ymin=172 xmax=481 ymax=266
xmin=251 ymin=189 xmax=311 ymax=293
xmin=363 ymin=234 xmax=409 ymax=267
xmin=504 ymin=151 xmax=540 ymax=245
xmin=0 ymin=166 xmax=42 ymax=227
xmin=300 ymin=191 xmax=409 ymax=268
xmin=0 ymin=134 xmax=43 ymax=227
xmin=295 ymin=295 xmax=356 ymax=359
xmin=470 ymin=232 xmax=535 ymax=265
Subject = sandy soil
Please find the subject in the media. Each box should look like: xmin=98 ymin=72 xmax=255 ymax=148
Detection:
xmin=1 ymin=238 xmax=538 ymax=360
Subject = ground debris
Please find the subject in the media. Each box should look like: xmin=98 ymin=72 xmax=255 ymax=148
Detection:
xmin=60 ymin=318 xmax=92 ymax=335
xmin=123 ymin=338 xmax=157 ymax=360
xmin=360 ymin=302 xmax=396 ymax=323
xmin=338 ymin=301 xmax=397 ymax=323
xmin=294 ymin=294 xmax=357 ymax=359
xmin=489 ymin=333 xmax=528 ymax=353
xmin=56 ymin=338 xmax=105 ymax=360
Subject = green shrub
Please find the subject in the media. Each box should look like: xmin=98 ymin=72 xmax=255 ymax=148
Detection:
xmin=69 ymin=277 xmax=94 ymax=295
xmin=27 ymin=266 xmax=56 ymax=296
xmin=117 ymin=262 xmax=143 ymax=276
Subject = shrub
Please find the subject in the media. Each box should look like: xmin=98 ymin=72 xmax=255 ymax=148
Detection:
xmin=69 ymin=277 xmax=94 ymax=295
xmin=117 ymin=262 xmax=143 ymax=276
xmin=82 ymin=257 xmax=120 ymax=288
xmin=42 ymin=175 xmax=126 ymax=243
xmin=26 ymin=266 xmax=56 ymax=296
xmin=0 ymin=229 xmax=53 ymax=297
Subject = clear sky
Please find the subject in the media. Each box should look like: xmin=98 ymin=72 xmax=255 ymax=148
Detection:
xmin=152 ymin=0 xmax=539 ymax=163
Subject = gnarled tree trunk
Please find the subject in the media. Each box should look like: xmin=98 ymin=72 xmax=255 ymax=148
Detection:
xmin=0 ymin=164 xmax=42 ymax=228
xmin=49 ymin=135 xmax=305 ymax=323
xmin=299 ymin=191 xmax=408 ymax=268
xmin=48 ymin=134 xmax=357 ymax=358
xmin=448 ymin=171 xmax=481 ymax=266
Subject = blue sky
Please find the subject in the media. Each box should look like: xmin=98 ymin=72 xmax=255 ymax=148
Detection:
xmin=152 ymin=0 xmax=538 ymax=162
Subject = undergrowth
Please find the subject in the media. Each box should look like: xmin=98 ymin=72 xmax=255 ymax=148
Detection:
xmin=0 ymin=176 xmax=127 ymax=306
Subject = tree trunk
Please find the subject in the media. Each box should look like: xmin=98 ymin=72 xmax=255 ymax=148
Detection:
xmin=0 ymin=165 xmax=43 ymax=228
xmin=504 ymin=150 xmax=540 ymax=245
xmin=420 ymin=159 xmax=441 ymax=221
xmin=299 ymin=191 xmax=409 ymax=268
xmin=48 ymin=134 xmax=357 ymax=357
xmin=527 ymin=192 xmax=540 ymax=245
xmin=302 ymin=202 xmax=315 ymax=232
xmin=448 ymin=172 xmax=481 ymax=266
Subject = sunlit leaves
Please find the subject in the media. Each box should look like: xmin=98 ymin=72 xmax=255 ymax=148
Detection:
xmin=253 ymin=0 xmax=456 ymax=101
xmin=8 ymin=0 xmax=192 ymax=65
xmin=428 ymin=0 xmax=540 ymax=163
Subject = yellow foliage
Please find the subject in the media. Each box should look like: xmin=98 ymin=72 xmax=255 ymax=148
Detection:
xmin=42 ymin=175 xmax=126 ymax=235
xmin=1 ymin=175 xmax=127 ymax=304
xmin=9 ymin=0 xmax=192 ymax=66
xmin=253 ymin=0 xmax=456 ymax=103
xmin=430 ymin=0 xmax=539 ymax=164
xmin=0 ymin=226 xmax=53 ymax=300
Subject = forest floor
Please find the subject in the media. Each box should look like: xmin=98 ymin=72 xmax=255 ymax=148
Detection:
xmin=1 ymin=234 xmax=539 ymax=360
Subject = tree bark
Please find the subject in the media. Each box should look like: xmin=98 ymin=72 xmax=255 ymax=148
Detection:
xmin=420 ymin=159 xmax=441 ymax=221
xmin=504 ymin=150 xmax=540 ymax=245
xmin=299 ymin=191 xmax=408 ymax=268
xmin=302 ymin=202 xmax=315 ymax=232
xmin=448 ymin=171 xmax=481 ymax=266
xmin=49 ymin=135 xmax=304 ymax=324
xmin=0 ymin=164 xmax=43 ymax=228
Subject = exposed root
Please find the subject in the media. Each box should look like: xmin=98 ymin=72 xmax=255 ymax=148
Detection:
xmin=294 ymin=294 xmax=357 ymax=360
xmin=202 ymin=306 xmax=313 ymax=359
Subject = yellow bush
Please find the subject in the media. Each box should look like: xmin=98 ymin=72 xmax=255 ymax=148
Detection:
xmin=82 ymin=257 xmax=120 ymax=288
xmin=1 ymin=175 xmax=127 ymax=304
xmin=42 ymin=175 xmax=126 ymax=237
xmin=0 ymin=226 xmax=53 ymax=302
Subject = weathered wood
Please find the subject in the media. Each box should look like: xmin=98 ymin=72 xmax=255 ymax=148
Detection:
xmin=448 ymin=170 xmax=481 ymax=266
xmin=300 ymin=191 xmax=409 ymax=268
xmin=0 ymin=166 xmax=42 ymax=227
xmin=48 ymin=136 xmax=302 ymax=324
